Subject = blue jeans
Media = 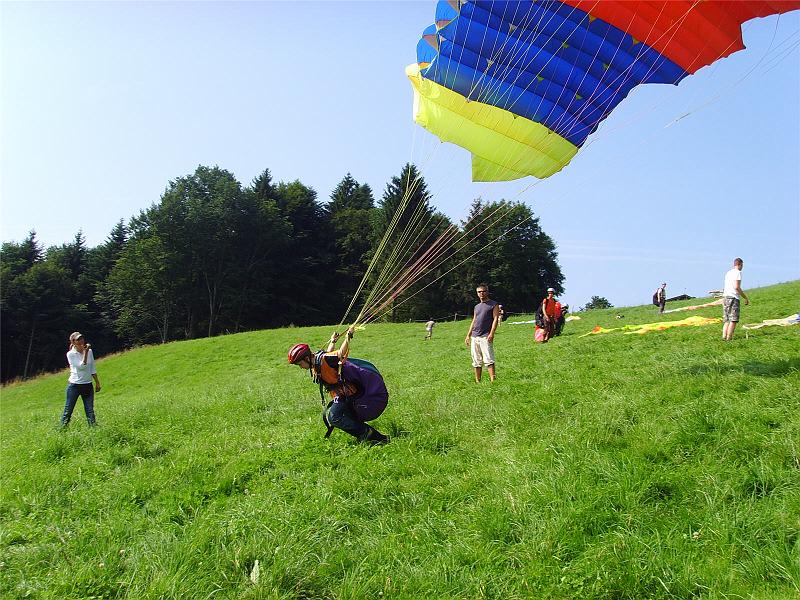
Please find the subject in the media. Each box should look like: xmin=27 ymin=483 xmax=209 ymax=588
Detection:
xmin=61 ymin=383 xmax=96 ymax=426
xmin=327 ymin=397 xmax=368 ymax=439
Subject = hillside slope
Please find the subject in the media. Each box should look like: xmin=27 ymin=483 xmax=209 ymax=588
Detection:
xmin=2 ymin=281 xmax=798 ymax=599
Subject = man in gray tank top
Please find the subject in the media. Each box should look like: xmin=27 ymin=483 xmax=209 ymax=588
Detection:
xmin=464 ymin=283 xmax=500 ymax=382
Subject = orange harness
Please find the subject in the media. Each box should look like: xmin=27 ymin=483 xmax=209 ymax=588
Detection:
xmin=312 ymin=352 xmax=358 ymax=398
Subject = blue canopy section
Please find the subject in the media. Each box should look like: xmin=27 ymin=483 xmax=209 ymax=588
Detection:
xmin=417 ymin=38 xmax=438 ymax=66
xmin=417 ymin=0 xmax=688 ymax=146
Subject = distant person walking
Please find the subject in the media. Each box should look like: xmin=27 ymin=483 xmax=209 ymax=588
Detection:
xmin=464 ymin=283 xmax=500 ymax=383
xmin=655 ymin=282 xmax=667 ymax=314
xmin=541 ymin=288 xmax=558 ymax=341
xmin=722 ymin=258 xmax=750 ymax=341
xmin=60 ymin=332 xmax=101 ymax=427
xmin=424 ymin=319 xmax=435 ymax=340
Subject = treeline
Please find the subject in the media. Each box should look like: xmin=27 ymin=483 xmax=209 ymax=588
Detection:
xmin=1 ymin=163 xmax=564 ymax=382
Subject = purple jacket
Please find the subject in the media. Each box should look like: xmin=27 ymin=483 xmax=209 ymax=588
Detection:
xmin=340 ymin=360 xmax=389 ymax=422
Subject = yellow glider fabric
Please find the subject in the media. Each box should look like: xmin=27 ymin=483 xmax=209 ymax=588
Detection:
xmin=579 ymin=325 xmax=620 ymax=337
xmin=580 ymin=316 xmax=721 ymax=338
xmin=406 ymin=64 xmax=578 ymax=182
xmin=623 ymin=316 xmax=721 ymax=335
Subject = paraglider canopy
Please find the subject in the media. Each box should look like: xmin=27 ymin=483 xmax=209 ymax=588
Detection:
xmin=408 ymin=0 xmax=800 ymax=181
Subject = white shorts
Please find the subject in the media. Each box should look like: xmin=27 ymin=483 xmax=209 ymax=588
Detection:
xmin=470 ymin=336 xmax=495 ymax=368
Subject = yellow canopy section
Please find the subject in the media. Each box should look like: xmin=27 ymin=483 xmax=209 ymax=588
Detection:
xmin=406 ymin=63 xmax=578 ymax=182
xmin=579 ymin=316 xmax=722 ymax=338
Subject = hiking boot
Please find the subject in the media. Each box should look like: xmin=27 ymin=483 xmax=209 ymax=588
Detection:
xmin=359 ymin=425 xmax=389 ymax=445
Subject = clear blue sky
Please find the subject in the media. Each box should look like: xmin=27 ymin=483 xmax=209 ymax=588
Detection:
xmin=2 ymin=1 xmax=798 ymax=311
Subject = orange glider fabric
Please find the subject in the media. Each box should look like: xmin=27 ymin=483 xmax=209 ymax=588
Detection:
xmin=561 ymin=1 xmax=800 ymax=74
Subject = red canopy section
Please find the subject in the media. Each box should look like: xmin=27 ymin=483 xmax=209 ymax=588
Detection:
xmin=561 ymin=1 xmax=800 ymax=73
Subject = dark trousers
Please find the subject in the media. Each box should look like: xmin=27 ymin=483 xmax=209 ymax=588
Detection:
xmin=327 ymin=398 xmax=368 ymax=439
xmin=61 ymin=383 xmax=96 ymax=426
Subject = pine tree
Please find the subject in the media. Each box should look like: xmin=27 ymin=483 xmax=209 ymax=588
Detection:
xmin=328 ymin=174 xmax=376 ymax=319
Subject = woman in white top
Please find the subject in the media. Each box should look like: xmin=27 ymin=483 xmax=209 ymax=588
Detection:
xmin=60 ymin=331 xmax=101 ymax=427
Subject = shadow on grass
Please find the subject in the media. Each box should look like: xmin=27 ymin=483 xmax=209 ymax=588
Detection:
xmin=742 ymin=357 xmax=800 ymax=377
xmin=386 ymin=420 xmax=412 ymax=439
xmin=683 ymin=357 xmax=799 ymax=378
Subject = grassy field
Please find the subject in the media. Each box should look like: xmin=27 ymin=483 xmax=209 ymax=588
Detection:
xmin=1 ymin=281 xmax=798 ymax=599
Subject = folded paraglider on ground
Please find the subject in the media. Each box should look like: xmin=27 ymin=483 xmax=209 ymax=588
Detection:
xmin=742 ymin=313 xmax=800 ymax=330
xmin=580 ymin=316 xmax=721 ymax=337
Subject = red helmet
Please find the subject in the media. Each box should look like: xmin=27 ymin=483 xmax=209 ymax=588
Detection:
xmin=288 ymin=343 xmax=311 ymax=364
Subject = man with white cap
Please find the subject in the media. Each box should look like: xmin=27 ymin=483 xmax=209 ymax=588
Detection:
xmin=541 ymin=288 xmax=558 ymax=342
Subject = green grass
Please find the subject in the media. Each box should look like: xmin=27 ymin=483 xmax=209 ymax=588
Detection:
xmin=2 ymin=281 xmax=798 ymax=599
